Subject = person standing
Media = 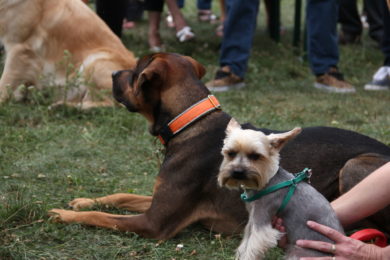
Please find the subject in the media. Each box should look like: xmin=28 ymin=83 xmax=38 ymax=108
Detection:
xmin=206 ymin=0 xmax=355 ymax=93
xmin=364 ymin=0 xmax=390 ymax=91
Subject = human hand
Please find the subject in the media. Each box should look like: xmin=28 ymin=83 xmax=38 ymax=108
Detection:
xmin=272 ymin=216 xmax=287 ymax=249
xmin=296 ymin=221 xmax=386 ymax=260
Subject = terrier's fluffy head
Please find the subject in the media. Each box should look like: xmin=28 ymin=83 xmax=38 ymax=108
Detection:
xmin=218 ymin=118 xmax=301 ymax=190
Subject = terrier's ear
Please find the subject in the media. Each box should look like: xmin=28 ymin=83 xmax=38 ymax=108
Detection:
xmin=226 ymin=118 xmax=241 ymax=135
xmin=268 ymin=127 xmax=302 ymax=152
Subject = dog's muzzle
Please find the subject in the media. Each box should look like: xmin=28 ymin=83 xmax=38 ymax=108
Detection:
xmin=231 ymin=168 xmax=248 ymax=180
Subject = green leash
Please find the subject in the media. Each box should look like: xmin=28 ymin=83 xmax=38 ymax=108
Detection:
xmin=240 ymin=168 xmax=312 ymax=215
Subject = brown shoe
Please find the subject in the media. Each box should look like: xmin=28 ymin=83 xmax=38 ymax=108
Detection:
xmin=206 ymin=66 xmax=245 ymax=92
xmin=314 ymin=68 xmax=355 ymax=93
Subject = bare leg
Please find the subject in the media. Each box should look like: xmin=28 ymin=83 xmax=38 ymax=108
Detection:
xmin=165 ymin=0 xmax=187 ymax=32
xmin=147 ymin=11 xmax=162 ymax=49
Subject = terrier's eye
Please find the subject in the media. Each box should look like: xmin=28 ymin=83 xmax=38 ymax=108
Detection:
xmin=248 ymin=153 xmax=261 ymax=161
xmin=227 ymin=151 xmax=237 ymax=158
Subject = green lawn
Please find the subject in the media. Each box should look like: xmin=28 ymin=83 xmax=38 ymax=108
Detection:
xmin=1 ymin=1 xmax=389 ymax=259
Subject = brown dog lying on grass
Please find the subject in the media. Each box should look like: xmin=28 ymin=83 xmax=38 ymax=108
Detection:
xmin=49 ymin=53 xmax=390 ymax=241
xmin=0 ymin=0 xmax=136 ymax=109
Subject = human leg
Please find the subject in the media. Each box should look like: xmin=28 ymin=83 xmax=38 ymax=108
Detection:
xmin=197 ymin=0 xmax=211 ymax=10
xmin=382 ymin=1 xmax=390 ymax=66
xmin=144 ymin=0 xmax=164 ymax=51
xmin=166 ymin=0 xmax=195 ymax=42
xmin=197 ymin=0 xmax=217 ymax=23
xmin=364 ymin=0 xmax=384 ymax=44
xmin=338 ymin=0 xmax=362 ymax=44
xmin=307 ymin=0 xmax=355 ymax=93
xmin=205 ymin=0 xmax=259 ymax=91
xmin=364 ymin=2 xmax=390 ymax=91
xmin=96 ymin=0 xmax=127 ymax=38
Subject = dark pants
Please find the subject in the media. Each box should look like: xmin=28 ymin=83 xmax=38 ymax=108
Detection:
xmin=382 ymin=1 xmax=390 ymax=66
xmin=339 ymin=0 xmax=383 ymax=42
xmin=144 ymin=0 xmax=164 ymax=12
xmin=96 ymin=0 xmax=127 ymax=38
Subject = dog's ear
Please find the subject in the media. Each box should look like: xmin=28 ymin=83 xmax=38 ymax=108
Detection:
xmin=268 ymin=127 xmax=302 ymax=152
xmin=226 ymin=118 xmax=241 ymax=135
xmin=184 ymin=56 xmax=206 ymax=79
xmin=134 ymin=59 xmax=168 ymax=96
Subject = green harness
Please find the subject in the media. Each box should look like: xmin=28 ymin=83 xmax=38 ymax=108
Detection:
xmin=240 ymin=168 xmax=312 ymax=215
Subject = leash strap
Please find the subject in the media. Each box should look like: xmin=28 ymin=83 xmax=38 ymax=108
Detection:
xmin=241 ymin=168 xmax=312 ymax=214
xmin=158 ymin=95 xmax=221 ymax=145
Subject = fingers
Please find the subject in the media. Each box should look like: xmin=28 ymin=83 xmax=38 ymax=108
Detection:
xmin=306 ymin=220 xmax=345 ymax=243
xmin=272 ymin=217 xmax=286 ymax=233
xmin=296 ymin=221 xmax=341 ymax=258
xmin=300 ymin=257 xmax=333 ymax=260
xmin=296 ymin=239 xmax=334 ymax=254
xmin=271 ymin=217 xmax=288 ymax=249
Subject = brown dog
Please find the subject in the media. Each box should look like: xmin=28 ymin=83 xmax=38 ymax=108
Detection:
xmin=49 ymin=53 xmax=390 ymax=239
xmin=0 ymin=0 xmax=136 ymax=108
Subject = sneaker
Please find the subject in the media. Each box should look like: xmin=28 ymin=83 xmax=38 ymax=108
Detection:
xmin=314 ymin=68 xmax=356 ymax=93
xmin=206 ymin=66 xmax=245 ymax=92
xmin=364 ymin=66 xmax=390 ymax=91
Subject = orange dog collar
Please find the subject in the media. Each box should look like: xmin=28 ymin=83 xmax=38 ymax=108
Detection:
xmin=158 ymin=95 xmax=221 ymax=145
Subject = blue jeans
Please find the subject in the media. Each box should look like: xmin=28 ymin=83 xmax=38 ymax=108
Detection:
xmin=177 ymin=0 xmax=211 ymax=9
xmin=219 ymin=0 xmax=340 ymax=78
xmin=306 ymin=0 xmax=339 ymax=75
xmin=219 ymin=0 xmax=259 ymax=78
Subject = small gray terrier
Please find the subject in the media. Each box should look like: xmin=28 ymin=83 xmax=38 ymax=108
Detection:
xmin=218 ymin=119 xmax=344 ymax=260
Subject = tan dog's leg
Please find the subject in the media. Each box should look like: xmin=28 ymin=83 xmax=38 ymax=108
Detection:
xmin=74 ymin=58 xmax=128 ymax=109
xmin=0 ymin=46 xmax=41 ymax=102
xmin=68 ymin=193 xmax=152 ymax=212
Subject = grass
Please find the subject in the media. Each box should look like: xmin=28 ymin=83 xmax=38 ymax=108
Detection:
xmin=0 ymin=1 xmax=389 ymax=259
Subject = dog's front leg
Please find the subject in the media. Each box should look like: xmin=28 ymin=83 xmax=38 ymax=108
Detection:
xmin=0 ymin=45 xmax=41 ymax=102
xmin=49 ymin=197 xmax=204 ymax=240
xmin=48 ymin=209 xmax=159 ymax=237
xmin=49 ymin=183 xmax=210 ymax=239
xmin=236 ymin=223 xmax=281 ymax=260
xmin=68 ymin=193 xmax=152 ymax=212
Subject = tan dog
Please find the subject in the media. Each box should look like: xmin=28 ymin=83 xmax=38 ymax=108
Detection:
xmin=0 ymin=0 xmax=136 ymax=108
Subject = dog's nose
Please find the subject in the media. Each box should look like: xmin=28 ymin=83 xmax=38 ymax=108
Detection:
xmin=112 ymin=70 xmax=122 ymax=79
xmin=231 ymin=169 xmax=246 ymax=180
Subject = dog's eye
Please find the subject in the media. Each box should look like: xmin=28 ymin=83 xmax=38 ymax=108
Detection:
xmin=248 ymin=153 xmax=261 ymax=161
xmin=227 ymin=151 xmax=237 ymax=158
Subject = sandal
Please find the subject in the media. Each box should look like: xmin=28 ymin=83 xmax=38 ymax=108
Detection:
xmin=198 ymin=10 xmax=218 ymax=24
xmin=176 ymin=26 xmax=195 ymax=42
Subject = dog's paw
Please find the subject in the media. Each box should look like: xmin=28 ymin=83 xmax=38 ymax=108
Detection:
xmin=68 ymin=198 xmax=95 ymax=211
xmin=48 ymin=209 xmax=78 ymax=223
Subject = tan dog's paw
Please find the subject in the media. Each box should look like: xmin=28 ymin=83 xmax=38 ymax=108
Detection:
xmin=48 ymin=209 xmax=78 ymax=223
xmin=68 ymin=198 xmax=95 ymax=211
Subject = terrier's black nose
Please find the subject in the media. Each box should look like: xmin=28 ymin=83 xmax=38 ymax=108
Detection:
xmin=232 ymin=169 xmax=246 ymax=180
